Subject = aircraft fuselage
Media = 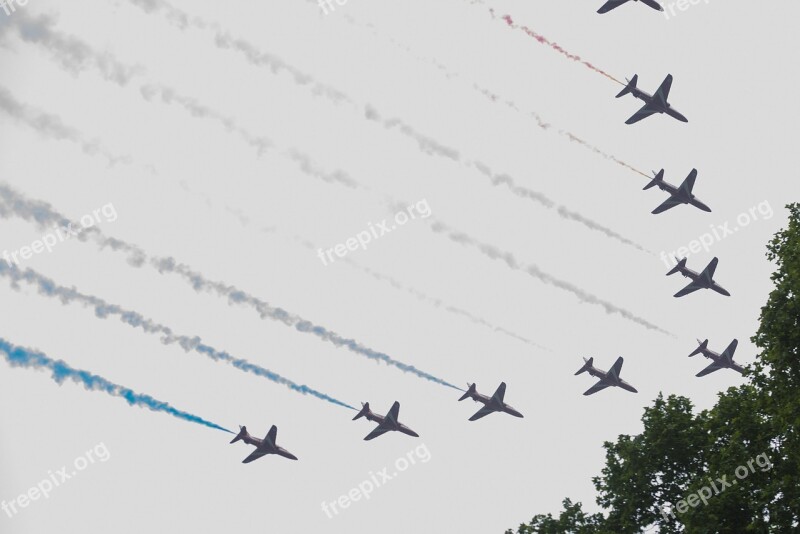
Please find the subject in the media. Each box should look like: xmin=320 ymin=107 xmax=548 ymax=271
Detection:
xmin=629 ymin=88 xmax=688 ymax=123
xmin=674 ymin=266 xmax=730 ymax=296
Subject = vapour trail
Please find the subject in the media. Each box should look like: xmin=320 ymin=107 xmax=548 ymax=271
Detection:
xmin=0 ymin=184 xmax=461 ymax=391
xmin=0 ymin=86 xmax=128 ymax=166
xmin=429 ymin=219 xmax=674 ymax=337
xmin=293 ymin=235 xmax=548 ymax=350
xmin=491 ymin=9 xmax=624 ymax=85
xmin=123 ymin=0 xmax=646 ymax=253
xmin=0 ymin=338 xmax=232 ymax=433
xmin=0 ymin=263 xmax=357 ymax=411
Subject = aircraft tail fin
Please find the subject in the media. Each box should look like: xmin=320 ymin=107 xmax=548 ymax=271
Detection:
xmin=689 ymin=339 xmax=709 ymax=357
xmin=575 ymin=357 xmax=594 ymax=376
xmin=616 ymin=75 xmax=638 ymax=98
xmin=643 ymin=169 xmax=665 ymax=190
xmin=459 ymin=383 xmax=477 ymax=401
xmin=352 ymin=402 xmax=371 ymax=421
xmin=667 ymin=258 xmax=687 ymax=276
xmin=230 ymin=425 xmax=248 ymax=444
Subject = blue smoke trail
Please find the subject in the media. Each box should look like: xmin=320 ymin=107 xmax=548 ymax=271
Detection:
xmin=0 ymin=263 xmax=358 ymax=410
xmin=0 ymin=338 xmax=232 ymax=433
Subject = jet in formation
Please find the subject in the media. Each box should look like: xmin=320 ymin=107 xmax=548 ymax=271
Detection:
xmin=458 ymin=382 xmax=524 ymax=421
xmin=598 ymin=0 xmax=663 ymax=14
xmin=575 ymin=357 xmax=638 ymax=395
xmin=352 ymin=401 xmax=420 ymax=441
xmin=230 ymin=425 xmax=299 ymax=463
xmin=689 ymin=339 xmax=745 ymax=376
xmin=616 ymin=74 xmax=688 ymax=125
xmin=644 ymin=169 xmax=712 ymax=214
xmin=667 ymin=257 xmax=731 ymax=297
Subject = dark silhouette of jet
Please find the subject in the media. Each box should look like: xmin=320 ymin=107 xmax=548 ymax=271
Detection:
xmin=352 ymin=401 xmax=419 ymax=441
xmin=667 ymin=257 xmax=731 ymax=298
xmin=644 ymin=169 xmax=712 ymax=214
xmin=230 ymin=425 xmax=298 ymax=463
xmin=689 ymin=339 xmax=745 ymax=376
xmin=458 ymin=382 xmax=524 ymax=421
xmin=616 ymin=74 xmax=688 ymax=124
xmin=575 ymin=357 xmax=638 ymax=395
xmin=598 ymin=0 xmax=663 ymax=14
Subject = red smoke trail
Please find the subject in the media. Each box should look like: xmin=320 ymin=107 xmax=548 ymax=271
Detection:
xmin=492 ymin=9 xmax=624 ymax=85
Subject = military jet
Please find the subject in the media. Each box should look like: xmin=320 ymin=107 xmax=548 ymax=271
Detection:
xmin=458 ymin=382 xmax=524 ymax=421
xmin=644 ymin=169 xmax=712 ymax=214
xmin=575 ymin=357 xmax=638 ymax=395
xmin=229 ymin=425 xmax=298 ymax=463
xmin=616 ymin=74 xmax=688 ymax=124
xmin=667 ymin=257 xmax=731 ymax=298
xmin=598 ymin=0 xmax=663 ymax=14
xmin=689 ymin=339 xmax=745 ymax=376
xmin=352 ymin=401 xmax=419 ymax=441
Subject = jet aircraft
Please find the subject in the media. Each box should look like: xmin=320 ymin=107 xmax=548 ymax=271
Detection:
xmin=644 ymin=169 xmax=712 ymax=214
xmin=598 ymin=0 xmax=663 ymax=14
xmin=458 ymin=382 xmax=524 ymax=421
xmin=616 ymin=74 xmax=688 ymax=124
xmin=230 ymin=425 xmax=299 ymax=463
xmin=575 ymin=357 xmax=638 ymax=395
xmin=667 ymin=257 xmax=731 ymax=298
xmin=352 ymin=401 xmax=420 ymax=441
xmin=689 ymin=339 xmax=745 ymax=376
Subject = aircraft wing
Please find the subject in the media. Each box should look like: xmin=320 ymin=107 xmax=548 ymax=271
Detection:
xmin=678 ymin=169 xmax=698 ymax=197
xmin=264 ymin=425 xmax=277 ymax=447
xmin=625 ymin=103 xmax=659 ymax=125
xmin=608 ymin=357 xmax=624 ymax=380
xmin=652 ymin=195 xmax=683 ymax=214
xmin=696 ymin=361 xmax=724 ymax=377
xmin=721 ymin=339 xmax=739 ymax=361
xmin=640 ymin=0 xmax=664 ymax=10
xmin=364 ymin=424 xmax=390 ymax=441
xmin=700 ymin=258 xmax=719 ymax=281
xmin=597 ymin=0 xmax=629 ymax=13
xmin=584 ymin=380 xmax=611 ymax=396
xmin=469 ymin=405 xmax=498 ymax=421
xmin=674 ymin=281 xmax=703 ymax=298
xmin=491 ymin=382 xmax=507 ymax=403
xmin=242 ymin=449 xmax=269 ymax=464
xmin=653 ymin=74 xmax=673 ymax=107
xmin=386 ymin=401 xmax=400 ymax=424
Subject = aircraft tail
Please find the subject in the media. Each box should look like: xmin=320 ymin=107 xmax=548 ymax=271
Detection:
xmin=616 ymin=75 xmax=638 ymax=98
xmin=643 ymin=169 xmax=665 ymax=190
xmin=459 ymin=383 xmax=477 ymax=401
xmin=689 ymin=339 xmax=709 ymax=357
xmin=352 ymin=402 xmax=371 ymax=421
xmin=230 ymin=425 xmax=248 ymax=444
xmin=667 ymin=258 xmax=687 ymax=276
xmin=574 ymin=357 xmax=594 ymax=376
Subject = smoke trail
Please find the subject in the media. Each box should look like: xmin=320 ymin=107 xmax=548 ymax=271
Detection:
xmin=0 ymin=11 xmax=144 ymax=86
xmin=0 ymin=263 xmax=357 ymax=411
xmin=0 ymin=87 xmax=128 ymax=166
xmin=0 ymin=338 xmax=232 ymax=433
xmin=492 ymin=10 xmax=624 ymax=85
xmin=0 ymin=184 xmax=460 ymax=391
xmin=429 ymin=219 xmax=674 ymax=337
xmin=293 ymin=236 xmax=548 ymax=350
xmin=125 ymin=0 xmax=643 ymax=251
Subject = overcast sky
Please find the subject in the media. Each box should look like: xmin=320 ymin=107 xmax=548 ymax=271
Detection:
xmin=1 ymin=1 xmax=798 ymax=532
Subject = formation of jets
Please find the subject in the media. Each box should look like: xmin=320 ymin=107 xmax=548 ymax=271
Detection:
xmin=228 ymin=2 xmax=748 ymax=464
xmin=598 ymin=0 xmax=663 ymax=14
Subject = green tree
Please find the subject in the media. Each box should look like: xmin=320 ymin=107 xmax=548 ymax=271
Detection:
xmin=508 ymin=204 xmax=800 ymax=533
